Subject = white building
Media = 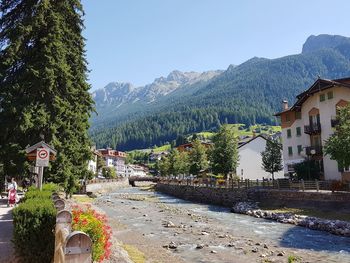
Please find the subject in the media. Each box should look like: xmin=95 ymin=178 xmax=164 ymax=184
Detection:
xmin=126 ymin=165 xmax=147 ymax=177
xmin=98 ymin=148 xmax=127 ymax=177
xmin=88 ymin=147 xmax=102 ymax=175
xmin=236 ymin=135 xmax=284 ymax=180
xmin=275 ymin=77 xmax=350 ymax=180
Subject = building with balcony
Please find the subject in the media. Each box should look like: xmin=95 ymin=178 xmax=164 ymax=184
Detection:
xmin=97 ymin=148 xmax=127 ymax=176
xmin=275 ymin=77 xmax=350 ymax=180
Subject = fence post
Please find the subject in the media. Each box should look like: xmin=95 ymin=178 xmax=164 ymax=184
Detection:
xmin=301 ymin=179 xmax=305 ymax=191
xmin=256 ymin=179 xmax=259 ymax=188
xmin=65 ymin=231 xmax=92 ymax=263
xmin=276 ymin=179 xmax=280 ymax=190
xmin=316 ymin=180 xmax=319 ymax=192
xmin=54 ymin=210 xmax=72 ymax=263
xmin=54 ymin=199 xmax=66 ymax=212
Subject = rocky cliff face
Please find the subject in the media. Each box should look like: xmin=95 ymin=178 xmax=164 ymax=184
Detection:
xmin=302 ymin=34 xmax=350 ymax=54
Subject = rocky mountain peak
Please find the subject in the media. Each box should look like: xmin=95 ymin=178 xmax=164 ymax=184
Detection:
xmin=302 ymin=34 xmax=350 ymax=54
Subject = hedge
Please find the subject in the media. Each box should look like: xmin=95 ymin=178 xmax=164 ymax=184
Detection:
xmin=12 ymin=185 xmax=57 ymax=263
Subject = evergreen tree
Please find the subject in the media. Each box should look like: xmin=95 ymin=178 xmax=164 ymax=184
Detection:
xmin=0 ymin=0 xmax=94 ymax=194
xmin=324 ymin=104 xmax=350 ymax=169
xmin=261 ymin=139 xmax=283 ymax=180
xmin=168 ymin=149 xmax=189 ymax=177
xmin=158 ymin=156 xmax=170 ymax=177
xmin=188 ymin=140 xmax=208 ymax=175
xmin=211 ymin=125 xmax=239 ymax=178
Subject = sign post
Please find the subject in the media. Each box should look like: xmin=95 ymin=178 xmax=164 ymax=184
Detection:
xmin=36 ymin=147 xmax=50 ymax=190
xmin=25 ymin=141 xmax=57 ymax=190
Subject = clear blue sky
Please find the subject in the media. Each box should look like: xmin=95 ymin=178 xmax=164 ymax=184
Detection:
xmin=82 ymin=0 xmax=350 ymax=90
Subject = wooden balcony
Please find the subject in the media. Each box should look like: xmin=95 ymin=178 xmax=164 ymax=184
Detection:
xmin=304 ymin=123 xmax=321 ymax=135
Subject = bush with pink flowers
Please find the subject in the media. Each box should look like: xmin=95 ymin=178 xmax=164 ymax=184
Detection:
xmin=72 ymin=205 xmax=112 ymax=262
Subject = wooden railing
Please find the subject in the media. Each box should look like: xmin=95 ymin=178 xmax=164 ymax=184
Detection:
xmin=52 ymin=193 xmax=92 ymax=263
xmin=158 ymin=178 xmax=350 ymax=192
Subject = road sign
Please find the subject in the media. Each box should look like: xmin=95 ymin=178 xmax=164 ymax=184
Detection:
xmin=36 ymin=147 xmax=50 ymax=167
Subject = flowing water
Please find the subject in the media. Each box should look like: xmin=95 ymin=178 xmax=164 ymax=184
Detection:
xmin=98 ymin=186 xmax=350 ymax=263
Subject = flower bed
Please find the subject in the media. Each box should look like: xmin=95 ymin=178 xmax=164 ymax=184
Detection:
xmin=72 ymin=205 xmax=112 ymax=262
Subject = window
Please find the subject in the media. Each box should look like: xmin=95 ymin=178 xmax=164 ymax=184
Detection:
xmin=287 ymin=129 xmax=292 ymax=138
xmin=288 ymin=147 xmax=293 ymax=156
xmin=296 ymin=127 xmax=301 ymax=136
xmin=320 ymin=94 xmax=326 ymax=102
xmin=327 ymin=91 xmax=333 ymax=100
xmin=297 ymin=145 xmax=302 ymax=155
xmin=285 ymin=113 xmax=290 ymax=122
xmin=295 ymin=112 xmax=302 ymax=119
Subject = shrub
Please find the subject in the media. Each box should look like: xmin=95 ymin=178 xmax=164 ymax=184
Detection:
xmin=330 ymin=180 xmax=346 ymax=192
xmin=42 ymin=182 xmax=60 ymax=192
xmin=13 ymin=197 xmax=56 ymax=263
xmin=72 ymin=205 xmax=112 ymax=262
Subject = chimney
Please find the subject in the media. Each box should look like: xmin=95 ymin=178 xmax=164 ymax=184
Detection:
xmin=282 ymin=100 xmax=288 ymax=110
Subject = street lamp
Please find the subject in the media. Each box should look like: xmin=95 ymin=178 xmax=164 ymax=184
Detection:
xmin=300 ymin=148 xmax=316 ymax=180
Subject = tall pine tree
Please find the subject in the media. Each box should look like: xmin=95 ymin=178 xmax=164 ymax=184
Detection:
xmin=0 ymin=0 xmax=94 ymax=193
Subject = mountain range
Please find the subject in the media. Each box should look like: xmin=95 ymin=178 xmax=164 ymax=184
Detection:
xmin=90 ymin=34 xmax=350 ymax=151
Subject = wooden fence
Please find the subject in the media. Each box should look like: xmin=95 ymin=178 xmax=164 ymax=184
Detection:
xmin=52 ymin=193 xmax=92 ymax=263
xmin=158 ymin=177 xmax=350 ymax=192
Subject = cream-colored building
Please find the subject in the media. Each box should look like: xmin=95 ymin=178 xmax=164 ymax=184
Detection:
xmin=275 ymin=77 xmax=350 ymax=180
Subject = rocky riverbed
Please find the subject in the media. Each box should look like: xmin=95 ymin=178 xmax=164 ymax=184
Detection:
xmin=94 ymin=185 xmax=350 ymax=263
xmin=232 ymin=202 xmax=350 ymax=237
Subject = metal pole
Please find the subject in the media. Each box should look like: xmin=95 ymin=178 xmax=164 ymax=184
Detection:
xmin=38 ymin=166 xmax=43 ymax=190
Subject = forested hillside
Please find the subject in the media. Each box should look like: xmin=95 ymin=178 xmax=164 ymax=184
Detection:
xmin=90 ymin=35 xmax=350 ymax=150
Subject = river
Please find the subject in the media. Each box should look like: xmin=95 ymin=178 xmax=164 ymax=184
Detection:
xmin=96 ymin=186 xmax=350 ymax=263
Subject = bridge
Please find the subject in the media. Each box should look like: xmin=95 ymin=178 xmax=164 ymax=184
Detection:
xmin=128 ymin=176 xmax=160 ymax=187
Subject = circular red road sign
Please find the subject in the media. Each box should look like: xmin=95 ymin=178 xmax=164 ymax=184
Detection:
xmin=38 ymin=149 xmax=49 ymax=159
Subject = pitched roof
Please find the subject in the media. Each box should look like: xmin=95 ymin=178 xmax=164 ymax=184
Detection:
xmin=238 ymin=134 xmax=268 ymax=149
xmin=275 ymin=77 xmax=350 ymax=116
xmin=25 ymin=141 xmax=57 ymax=155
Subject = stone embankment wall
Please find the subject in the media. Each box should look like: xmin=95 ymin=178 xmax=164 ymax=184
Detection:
xmin=156 ymin=183 xmax=350 ymax=211
xmin=256 ymin=189 xmax=350 ymax=211
xmin=155 ymin=183 xmax=252 ymax=207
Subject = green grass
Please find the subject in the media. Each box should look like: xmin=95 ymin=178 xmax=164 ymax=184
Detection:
xmin=152 ymin=144 xmax=171 ymax=153
xmin=122 ymin=244 xmax=146 ymax=263
xmin=288 ymin=255 xmax=301 ymax=263
xmin=73 ymin=195 xmax=95 ymax=203
xmin=197 ymin=131 xmax=215 ymax=138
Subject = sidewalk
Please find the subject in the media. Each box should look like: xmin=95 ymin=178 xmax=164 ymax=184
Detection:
xmin=0 ymin=198 xmax=16 ymax=262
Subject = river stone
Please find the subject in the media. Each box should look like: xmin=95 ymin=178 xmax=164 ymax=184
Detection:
xmin=169 ymin=241 xmax=177 ymax=249
xmin=196 ymin=244 xmax=204 ymax=249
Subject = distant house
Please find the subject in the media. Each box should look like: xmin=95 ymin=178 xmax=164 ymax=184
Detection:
xmin=236 ymin=135 xmax=284 ymax=180
xmin=87 ymin=149 xmax=102 ymax=175
xmin=149 ymin=151 xmax=169 ymax=161
xmin=126 ymin=164 xmax=147 ymax=177
xmin=177 ymin=142 xmax=213 ymax=152
xmin=97 ymin=148 xmax=127 ymax=176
